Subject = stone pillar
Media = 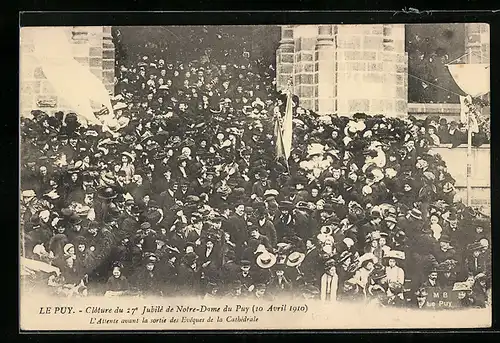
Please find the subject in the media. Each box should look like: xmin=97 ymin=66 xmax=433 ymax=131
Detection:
xmin=335 ymin=24 xmax=407 ymax=116
xmin=465 ymin=23 xmax=490 ymax=116
xmin=102 ymin=26 xmax=116 ymax=94
xmin=20 ymin=26 xmax=115 ymax=118
xmin=465 ymin=23 xmax=489 ymax=64
xmin=276 ymin=24 xmax=408 ymax=117
xmin=292 ymin=25 xmax=316 ymax=110
xmin=315 ymin=25 xmax=335 ymax=114
xmin=276 ymin=25 xmax=295 ymax=92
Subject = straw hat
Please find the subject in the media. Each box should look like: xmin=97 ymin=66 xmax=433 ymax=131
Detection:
xmin=382 ymin=250 xmax=405 ymax=262
xmin=121 ymin=151 xmax=135 ymax=162
xmin=256 ymin=252 xmax=277 ymax=269
xmin=286 ymin=252 xmax=305 ymax=267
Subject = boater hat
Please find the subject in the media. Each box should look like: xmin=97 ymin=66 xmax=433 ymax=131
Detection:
xmin=121 ymin=151 xmax=135 ymax=162
xmin=286 ymin=252 xmax=305 ymax=267
xmin=409 ymin=208 xmax=423 ymax=220
xmin=256 ymin=252 xmax=277 ymax=269
xmin=382 ymin=250 xmax=405 ymax=262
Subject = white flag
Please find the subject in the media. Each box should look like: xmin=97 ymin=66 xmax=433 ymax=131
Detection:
xmin=30 ymin=27 xmax=114 ymax=126
xmin=282 ymin=90 xmax=294 ymax=160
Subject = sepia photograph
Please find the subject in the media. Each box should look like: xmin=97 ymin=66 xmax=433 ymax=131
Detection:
xmin=19 ymin=22 xmax=491 ymax=330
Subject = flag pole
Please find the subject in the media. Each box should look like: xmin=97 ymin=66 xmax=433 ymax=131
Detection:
xmin=466 ymin=102 xmax=472 ymax=207
xmin=466 ymin=47 xmax=472 ymax=207
xmin=284 ymin=79 xmax=293 ymax=175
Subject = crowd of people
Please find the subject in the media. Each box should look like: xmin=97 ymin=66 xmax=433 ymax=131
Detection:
xmin=20 ymin=32 xmax=491 ymax=308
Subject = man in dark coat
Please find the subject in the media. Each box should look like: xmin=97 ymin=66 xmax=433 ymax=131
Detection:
xmin=464 ymin=242 xmax=491 ymax=278
xmin=409 ymin=288 xmax=431 ymax=309
xmin=251 ymin=170 xmax=271 ymax=200
xmin=293 ymin=202 xmax=313 ymax=241
xmin=158 ymin=180 xmax=179 ymax=213
xmin=158 ymin=249 xmax=179 ymax=295
xmin=433 ymin=235 xmax=458 ymax=263
xmin=131 ymin=255 xmax=164 ymax=296
xmin=226 ymin=203 xmax=248 ymax=259
xmin=119 ymin=203 xmax=141 ymax=236
xmin=244 ymin=226 xmax=273 ymax=260
xmin=274 ymin=201 xmax=296 ymax=241
xmin=237 ymin=260 xmax=257 ymax=297
xmin=442 ymin=213 xmax=470 ymax=252
xmin=300 ymin=239 xmax=323 ymax=285
xmin=197 ymin=239 xmax=222 ymax=279
xmin=85 ymin=222 xmax=116 ymax=285
xmin=177 ymin=252 xmax=202 ymax=296
xmin=255 ymin=205 xmax=277 ymax=247
xmin=267 ymin=267 xmax=293 ymax=297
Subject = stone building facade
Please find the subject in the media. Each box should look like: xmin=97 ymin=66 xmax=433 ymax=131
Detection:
xmin=276 ymin=23 xmax=490 ymax=206
xmin=276 ymin=23 xmax=490 ymax=118
xmin=276 ymin=24 xmax=408 ymax=117
xmin=20 ymin=26 xmax=115 ymax=118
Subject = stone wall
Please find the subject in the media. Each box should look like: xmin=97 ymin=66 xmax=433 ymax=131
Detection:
xmin=20 ymin=26 xmax=115 ymax=118
xmin=276 ymin=24 xmax=408 ymax=117
xmin=408 ymin=103 xmax=461 ymax=121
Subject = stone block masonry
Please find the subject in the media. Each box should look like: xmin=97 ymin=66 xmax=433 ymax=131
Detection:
xmin=276 ymin=24 xmax=408 ymax=117
xmin=20 ymin=26 xmax=115 ymax=119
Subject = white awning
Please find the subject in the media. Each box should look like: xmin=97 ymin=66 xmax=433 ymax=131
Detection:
xmin=447 ymin=63 xmax=490 ymax=97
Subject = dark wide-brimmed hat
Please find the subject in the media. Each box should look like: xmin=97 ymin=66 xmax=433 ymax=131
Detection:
xmin=97 ymin=187 xmax=117 ymax=200
xmin=295 ymin=201 xmax=311 ymax=211
xmin=279 ymin=201 xmax=294 ymax=209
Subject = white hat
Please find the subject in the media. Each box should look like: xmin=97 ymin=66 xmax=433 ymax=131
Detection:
xmin=264 ymin=189 xmax=279 ymax=197
xmin=286 ymin=252 xmax=305 ymax=267
xmin=111 ymin=94 xmax=124 ymax=101
xmin=39 ymin=210 xmax=50 ymax=220
xmin=343 ymin=238 xmax=355 ymax=248
xmin=32 ymin=244 xmax=47 ymax=256
xmin=181 ymin=147 xmax=192 ymax=156
xmin=113 ymin=102 xmax=127 ymax=111
xmin=221 ymin=140 xmax=232 ymax=148
xmin=316 ymin=233 xmax=329 ymax=243
xmin=63 ymin=243 xmax=75 ymax=256
xmin=452 ymin=282 xmax=472 ymax=292
xmin=256 ymin=252 xmax=277 ymax=269
xmin=22 ymin=190 xmax=36 ymax=198
xmin=322 ymin=245 xmax=333 ymax=255
xmin=384 ymin=250 xmax=405 ymax=260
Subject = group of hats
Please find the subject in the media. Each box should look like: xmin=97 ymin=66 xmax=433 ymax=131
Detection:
xmin=252 ymin=245 xmax=306 ymax=269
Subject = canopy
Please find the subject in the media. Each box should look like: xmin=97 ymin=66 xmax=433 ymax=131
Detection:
xmin=30 ymin=27 xmax=114 ymax=126
xmin=447 ymin=64 xmax=490 ymax=98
